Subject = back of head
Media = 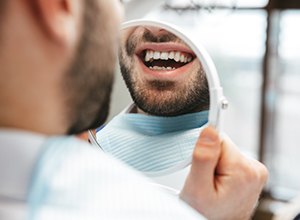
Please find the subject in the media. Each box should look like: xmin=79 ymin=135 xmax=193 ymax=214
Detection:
xmin=0 ymin=0 xmax=122 ymax=135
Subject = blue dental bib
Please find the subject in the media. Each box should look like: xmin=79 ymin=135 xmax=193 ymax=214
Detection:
xmin=96 ymin=107 xmax=208 ymax=175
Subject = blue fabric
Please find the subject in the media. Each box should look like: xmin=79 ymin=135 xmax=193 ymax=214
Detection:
xmin=96 ymin=110 xmax=208 ymax=173
xmin=27 ymin=137 xmax=81 ymax=220
xmin=26 ymin=136 xmax=206 ymax=220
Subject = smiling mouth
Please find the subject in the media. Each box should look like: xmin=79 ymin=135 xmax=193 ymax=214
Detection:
xmin=137 ymin=49 xmax=195 ymax=71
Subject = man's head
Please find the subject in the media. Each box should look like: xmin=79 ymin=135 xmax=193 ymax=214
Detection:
xmin=0 ymin=0 xmax=122 ymax=135
xmin=119 ymin=26 xmax=209 ymax=116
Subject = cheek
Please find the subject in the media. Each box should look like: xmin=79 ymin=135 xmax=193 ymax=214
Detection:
xmin=106 ymin=0 xmax=123 ymax=34
xmin=120 ymin=49 xmax=134 ymax=75
xmin=102 ymin=7 xmax=122 ymax=52
xmin=112 ymin=0 xmax=124 ymax=22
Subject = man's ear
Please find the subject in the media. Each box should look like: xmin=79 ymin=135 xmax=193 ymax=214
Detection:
xmin=34 ymin=0 xmax=82 ymax=47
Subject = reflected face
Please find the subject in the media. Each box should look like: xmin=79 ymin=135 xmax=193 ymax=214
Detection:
xmin=119 ymin=26 xmax=209 ymax=116
xmin=65 ymin=0 xmax=122 ymax=134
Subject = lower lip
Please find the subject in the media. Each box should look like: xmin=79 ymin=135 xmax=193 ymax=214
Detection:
xmin=135 ymin=55 xmax=194 ymax=80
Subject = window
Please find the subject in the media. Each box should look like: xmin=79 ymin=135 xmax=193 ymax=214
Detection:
xmin=146 ymin=0 xmax=300 ymax=198
xmin=265 ymin=10 xmax=300 ymax=198
xmin=118 ymin=0 xmax=300 ymax=203
xmin=146 ymin=3 xmax=267 ymax=159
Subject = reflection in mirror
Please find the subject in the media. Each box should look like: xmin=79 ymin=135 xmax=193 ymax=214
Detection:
xmin=94 ymin=23 xmax=211 ymax=177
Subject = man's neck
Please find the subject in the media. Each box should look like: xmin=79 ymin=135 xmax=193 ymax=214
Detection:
xmin=131 ymin=105 xmax=209 ymax=116
xmin=0 ymin=104 xmax=67 ymax=135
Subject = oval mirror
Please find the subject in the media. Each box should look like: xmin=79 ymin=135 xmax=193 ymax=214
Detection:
xmin=89 ymin=19 xmax=227 ymax=184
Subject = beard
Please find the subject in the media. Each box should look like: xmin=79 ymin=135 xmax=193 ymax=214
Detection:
xmin=64 ymin=1 xmax=117 ymax=135
xmin=119 ymin=29 xmax=210 ymax=116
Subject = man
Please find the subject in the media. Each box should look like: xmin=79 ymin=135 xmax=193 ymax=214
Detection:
xmin=0 ymin=1 xmax=267 ymax=220
xmin=120 ymin=26 xmax=210 ymax=116
xmin=97 ymin=27 xmax=210 ymax=173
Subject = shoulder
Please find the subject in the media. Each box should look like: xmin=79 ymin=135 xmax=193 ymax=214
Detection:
xmin=29 ymin=136 xmax=205 ymax=220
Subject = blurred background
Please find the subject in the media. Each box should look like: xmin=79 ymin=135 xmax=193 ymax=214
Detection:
xmin=109 ymin=0 xmax=300 ymax=219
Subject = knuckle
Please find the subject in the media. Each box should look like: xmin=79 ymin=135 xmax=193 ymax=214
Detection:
xmin=243 ymin=165 xmax=257 ymax=182
xmin=237 ymin=159 xmax=258 ymax=182
xmin=193 ymin=148 xmax=216 ymax=163
xmin=243 ymin=160 xmax=269 ymax=185
xmin=256 ymin=162 xmax=269 ymax=183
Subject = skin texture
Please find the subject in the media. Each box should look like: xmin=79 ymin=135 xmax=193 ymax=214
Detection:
xmin=0 ymin=1 xmax=268 ymax=219
xmin=181 ymin=127 xmax=268 ymax=220
xmin=0 ymin=0 xmax=122 ymax=135
xmin=119 ymin=26 xmax=210 ymax=116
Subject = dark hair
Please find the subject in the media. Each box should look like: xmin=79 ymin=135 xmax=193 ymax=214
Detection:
xmin=0 ymin=1 xmax=7 ymax=41
xmin=64 ymin=0 xmax=115 ymax=134
xmin=0 ymin=1 xmax=7 ymax=15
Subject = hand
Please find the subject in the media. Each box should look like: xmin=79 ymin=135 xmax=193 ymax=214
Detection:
xmin=180 ymin=127 xmax=268 ymax=220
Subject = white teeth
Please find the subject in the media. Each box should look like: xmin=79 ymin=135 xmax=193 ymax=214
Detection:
xmin=174 ymin=52 xmax=181 ymax=62
xmin=145 ymin=51 xmax=153 ymax=62
xmin=153 ymin=51 xmax=160 ymax=59
xmin=153 ymin=66 xmax=161 ymax=70
xmin=169 ymin=51 xmax=175 ymax=59
xmin=143 ymin=50 xmax=193 ymax=71
xmin=149 ymin=66 xmax=175 ymax=71
xmin=180 ymin=54 xmax=185 ymax=62
xmin=160 ymin=52 xmax=169 ymax=60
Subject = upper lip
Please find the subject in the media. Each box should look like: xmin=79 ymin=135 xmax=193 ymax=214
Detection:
xmin=135 ymin=42 xmax=195 ymax=56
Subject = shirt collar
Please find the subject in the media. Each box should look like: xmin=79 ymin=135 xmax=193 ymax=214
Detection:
xmin=0 ymin=129 xmax=46 ymax=201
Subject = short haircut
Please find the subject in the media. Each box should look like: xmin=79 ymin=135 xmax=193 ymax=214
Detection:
xmin=0 ymin=0 xmax=7 ymax=15
xmin=0 ymin=0 xmax=7 ymax=42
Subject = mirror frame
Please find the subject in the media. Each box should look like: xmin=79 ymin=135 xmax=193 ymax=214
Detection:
xmin=121 ymin=19 xmax=227 ymax=130
xmin=89 ymin=19 xmax=228 ymax=177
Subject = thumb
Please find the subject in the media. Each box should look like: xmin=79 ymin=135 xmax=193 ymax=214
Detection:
xmin=190 ymin=126 xmax=221 ymax=189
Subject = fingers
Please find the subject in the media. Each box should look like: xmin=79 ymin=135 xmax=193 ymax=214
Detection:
xmin=189 ymin=126 xmax=221 ymax=189
xmin=247 ymin=156 xmax=269 ymax=188
xmin=215 ymin=133 xmax=243 ymax=175
xmin=181 ymin=127 xmax=269 ymax=220
xmin=181 ymin=128 xmax=269 ymax=220
xmin=217 ymin=134 xmax=269 ymax=192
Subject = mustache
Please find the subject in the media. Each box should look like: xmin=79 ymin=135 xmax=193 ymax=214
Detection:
xmin=142 ymin=29 xmax=178 ymax=43
xmin=125 ymin=29 xmax=179 ymax=57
